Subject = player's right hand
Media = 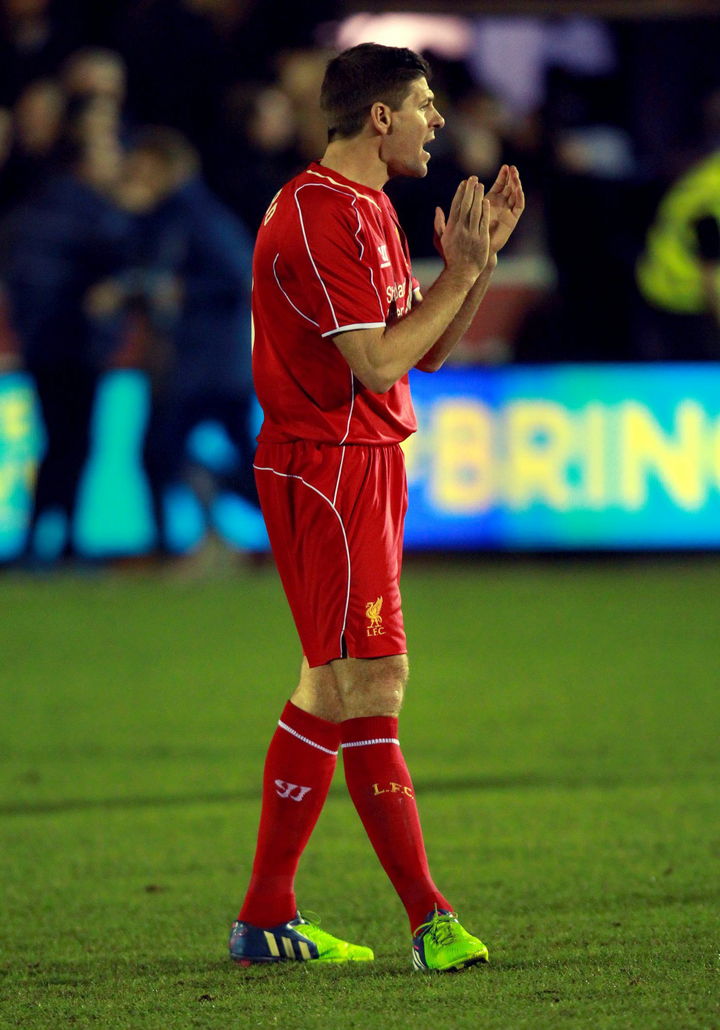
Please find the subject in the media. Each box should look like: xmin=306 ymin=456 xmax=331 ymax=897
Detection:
xmin=434 ymin=177 xmax=491 ymax=283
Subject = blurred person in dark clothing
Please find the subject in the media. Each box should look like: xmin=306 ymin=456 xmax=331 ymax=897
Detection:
xmin=118 ymin=0 xmax=336 ymax=163
xmin=0 ymin=76 xmax=65 ymax=209
xmin=0 ymin=129 xmax=130 ymax=559
xmin=61 ymin=46 xmax=126 ymax=106
xmin=0 ymin=47 xmax=128 ymax=212
xmin=539 ymin=69 xmax=641 ymax=363
xmin=108 ymin=127 xmax=260 ymax=553
xmin=60 ymin=47 xmax=131 ymax=155
xmin=0 ymin=0 xmax=79 ymax=106
xmin=207 ymin=81 xmax=303 ymax=233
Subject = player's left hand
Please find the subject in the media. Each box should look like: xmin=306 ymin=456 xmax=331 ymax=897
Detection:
xmin=434 ymin=165 xmax=524 ymax=264
xmin=486 ymin=164 xmax=524 ymax=254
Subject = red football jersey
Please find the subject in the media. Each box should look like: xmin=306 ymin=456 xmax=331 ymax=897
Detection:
xmin=252 ymin=162 xmax=419 ymax=445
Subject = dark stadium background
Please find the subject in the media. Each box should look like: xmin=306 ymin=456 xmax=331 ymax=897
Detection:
xmin=2 ymin=0 xmax=720 ymax=561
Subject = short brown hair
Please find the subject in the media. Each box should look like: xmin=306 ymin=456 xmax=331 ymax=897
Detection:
xmin=320 ymin=42 xmax=430 ymax=141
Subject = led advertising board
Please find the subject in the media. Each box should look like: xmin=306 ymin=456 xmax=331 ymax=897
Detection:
xmin=404 ymin=365 xmax=720 ymax=549
xmin=2 ymin=364 xmax=720 ymax=558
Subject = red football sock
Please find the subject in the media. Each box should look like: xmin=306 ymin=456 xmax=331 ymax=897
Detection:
xmin=239 ymin=700 xmax=340 ymax=928
xmin=341 ymin=715 xmax=452 ymax=932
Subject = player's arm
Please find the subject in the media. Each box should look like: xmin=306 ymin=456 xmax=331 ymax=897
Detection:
xmin=413 ymin=254 xmax=497 ymax=372
xmin=416 ymin=164 xmax=524 ymax=372
xmin=333 ymin=178 xmax=490 ymax=394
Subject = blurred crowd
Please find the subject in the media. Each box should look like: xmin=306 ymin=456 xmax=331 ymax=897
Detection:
xmin=1 ymin=0 xmax=719 ymax=562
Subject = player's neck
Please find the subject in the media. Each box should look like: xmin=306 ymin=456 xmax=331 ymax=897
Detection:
xmin=319 ymin=138 xmax=388 ymax=192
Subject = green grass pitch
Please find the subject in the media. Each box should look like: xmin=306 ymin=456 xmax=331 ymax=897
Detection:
xmin=1 ymin=556 xmax=719 ymax=1029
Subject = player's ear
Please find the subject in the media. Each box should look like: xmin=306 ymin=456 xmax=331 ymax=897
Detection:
xmin=370 ymin=102 xmax=392 ymax=135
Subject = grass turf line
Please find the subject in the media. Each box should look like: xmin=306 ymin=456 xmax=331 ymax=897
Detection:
xmin=1 ymin=557 xmax=719 ymax=1029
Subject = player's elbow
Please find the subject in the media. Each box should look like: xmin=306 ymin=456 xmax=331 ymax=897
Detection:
xmin=355 ymin=368 xmax=396 ymax=394
xmin=415 ymin=355 xmax=445 ymax=373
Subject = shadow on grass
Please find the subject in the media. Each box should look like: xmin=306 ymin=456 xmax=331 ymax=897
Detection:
xmin=1 ymin=770 xmax=644 ymax=817
xmin=17 ymin=956 xmax=397 ymax=983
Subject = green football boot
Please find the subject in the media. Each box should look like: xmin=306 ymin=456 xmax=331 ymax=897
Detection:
xmin=229 ymin=912 xmax=374 ymax=965
xmin=412 ymin=909 xmax=489 ymax=972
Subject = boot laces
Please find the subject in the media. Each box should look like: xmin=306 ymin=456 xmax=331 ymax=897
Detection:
xmin=429 ymin=915 xmax=457 ymax=947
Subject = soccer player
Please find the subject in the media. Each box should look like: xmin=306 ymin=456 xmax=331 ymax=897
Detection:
xmin=229 ymin=42 xmax=524 ymax=972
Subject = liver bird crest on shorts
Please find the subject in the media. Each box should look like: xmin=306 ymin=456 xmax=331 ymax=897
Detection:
xmin=365 ymin=596 xmax=383 ymax=629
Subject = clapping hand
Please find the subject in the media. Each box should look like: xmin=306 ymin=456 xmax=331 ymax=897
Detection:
xmin=486 ymin=164 xmax=525 ymax=254
xmin=434 ymin=164 xmax=525 ymax=265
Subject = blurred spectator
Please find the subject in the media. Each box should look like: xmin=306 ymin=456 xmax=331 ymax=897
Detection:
xmin=109 ymin=127 xmax=260 ymax=553
xmin=0 ymin=0 xmax=79 ymax=106
xmin=0 ymin=76 xmax=64 ymax=209
xmin=13 ymin=74 xmax=64 ymax=150
xmin=61 ymin=46 xmax=126 ymax=105
xmin=0 ymin=129 xmax=130 ymax=560
xmin=635 ymin=146 xmax=720 ymax=360
xmin=276 ymin=47 xmax=333 ymax=163
xmin=60 ymin=47 xmax=130 ymax=149
xmin=207 ymin=80 xmax=303 ymax=232
xmin=536 ymin=56 xmax=644 ymax=363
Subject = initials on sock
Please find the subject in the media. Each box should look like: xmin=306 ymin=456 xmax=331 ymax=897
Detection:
xmin=239 ymin=701 xmax=340 ymax=928
xmin=341 ymin=714 xmax=451 ymax=931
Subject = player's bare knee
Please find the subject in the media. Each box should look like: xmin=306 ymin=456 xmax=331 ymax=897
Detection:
xmin=333 ymin=654 xmax=408 ymax=718
xmin=290 ymin=658 xmax=344 ymax=722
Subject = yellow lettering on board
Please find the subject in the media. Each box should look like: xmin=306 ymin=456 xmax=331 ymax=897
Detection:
xmin=620 ymin=401 xmax=705 ymax=510
xmin=431 ymin=400 xmax=494 ymax=513
xmin=582 ymin=403 xmax=608 ymax=509
xmin=506 ymin=402 xmax=573 ymax=510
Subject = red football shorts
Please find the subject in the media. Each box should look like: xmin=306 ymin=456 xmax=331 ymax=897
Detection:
xmin=254 ymin=440 xmax=408 ymax=667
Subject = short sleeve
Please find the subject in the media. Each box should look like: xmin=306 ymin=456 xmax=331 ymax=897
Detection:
xmin=294 ymin=184 xmax=387 ymax=337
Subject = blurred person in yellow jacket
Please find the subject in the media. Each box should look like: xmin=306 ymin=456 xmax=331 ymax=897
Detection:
xmin=636 ymin=150 xmax=720 ymax=359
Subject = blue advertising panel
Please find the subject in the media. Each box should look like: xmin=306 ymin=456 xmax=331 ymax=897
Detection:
xmin=3 ymin=364 xmax=720 ymax=558
xmin=404 ymin=365 xmax=720 ymax=549
xmin=0 ymin=372 xmax=44 ymax=560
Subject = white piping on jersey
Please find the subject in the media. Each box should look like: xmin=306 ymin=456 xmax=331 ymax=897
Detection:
xmin=273 ymin=253 xmax=319 ymax=326
xmin=277 ymin=719 xmax=339 ymax=756
xmin=347 ymin=191 xmax=386 ymax=322
xmin=338 ymin=371 xmax=354 ymax=450
xmin=306 ymin=167 xmax=382 ymax=210
xmin=294 ymin=182 xmax=386 ymax=329
xmin=333 ymin=442 xmax=346 ymax=506
xmin=253 ymin=464 xmax=352 ymax=661
xmin=320 ymin=321 xmax=385 ymax=338
xmin=341 ymin=737 xmax=401 ymax=748
xmin=294 ymin=180 xmax=386 ymax=446
xmin=295 ymin=183 xmax=340 ymax=331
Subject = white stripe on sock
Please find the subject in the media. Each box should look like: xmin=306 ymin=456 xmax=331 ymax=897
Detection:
xmin=278 ymin=719 xmax=339 ymax=756
xmin=341 ymin=737 xmax=400 ymax=748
